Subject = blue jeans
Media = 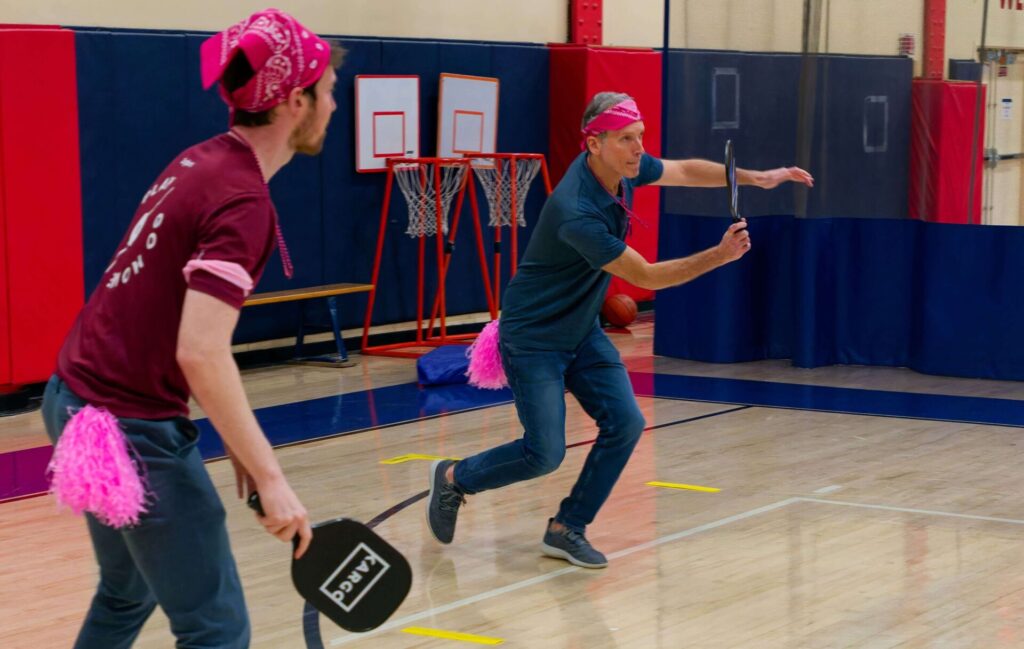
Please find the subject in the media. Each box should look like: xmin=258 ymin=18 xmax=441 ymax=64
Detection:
xmin=42 ymin=375 xmax=249 ymax=649
xmin=454 ymin=325 xmax=645 ymax=532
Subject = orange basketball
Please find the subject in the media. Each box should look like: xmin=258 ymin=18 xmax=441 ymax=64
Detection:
xmin=601 ymin=293 xmax=638 ymax=327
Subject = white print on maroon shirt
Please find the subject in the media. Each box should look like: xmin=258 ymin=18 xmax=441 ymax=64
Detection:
xmin=104 ymin=176 xmax=177 ymax=290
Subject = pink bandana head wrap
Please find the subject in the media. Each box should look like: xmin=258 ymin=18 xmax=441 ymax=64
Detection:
xmin=200 ymin=9 xmax=330 ymax=117
xmin=580 ymin=98 xmax=644 ymax=150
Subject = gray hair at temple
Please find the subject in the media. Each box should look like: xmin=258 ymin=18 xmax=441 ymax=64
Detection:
xmin=581 ymin=91 xmax=634 ymax=130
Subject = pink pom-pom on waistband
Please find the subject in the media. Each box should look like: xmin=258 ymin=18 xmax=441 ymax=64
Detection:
xmin=465 ymin=319 xmax=508 ymax=389
xmin=46 ymin=405 xmax=150 ymax=528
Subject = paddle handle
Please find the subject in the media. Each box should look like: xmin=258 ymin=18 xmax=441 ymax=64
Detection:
xmin=246 ymin=491 xmax=266 ymax=516
xmin=247 ymin=492 xmax=303 ymax=547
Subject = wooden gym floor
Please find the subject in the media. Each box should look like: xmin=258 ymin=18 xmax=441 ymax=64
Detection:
xmin=4 ymin=314 xmax=1024 ymax=648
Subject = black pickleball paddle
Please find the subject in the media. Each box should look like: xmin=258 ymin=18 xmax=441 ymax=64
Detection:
xmin=247 ymin=492 xmax=413 ymax=632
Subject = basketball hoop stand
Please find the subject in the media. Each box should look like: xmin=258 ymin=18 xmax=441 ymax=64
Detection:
xmin=361 ymin=157 xmax=496 ymax=358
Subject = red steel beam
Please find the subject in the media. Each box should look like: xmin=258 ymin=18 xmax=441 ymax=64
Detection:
xmin=923 ymin=0 xmax=946 ymax=79
xmin=570 ymin=0 xmax=602 ymax=45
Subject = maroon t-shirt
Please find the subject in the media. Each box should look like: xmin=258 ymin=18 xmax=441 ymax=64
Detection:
xmin=58 ymin=133 xmax=278 ymax=419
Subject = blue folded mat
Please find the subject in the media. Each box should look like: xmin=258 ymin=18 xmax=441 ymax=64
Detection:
xmin=416 ymin=344 xmax=471 ymax=386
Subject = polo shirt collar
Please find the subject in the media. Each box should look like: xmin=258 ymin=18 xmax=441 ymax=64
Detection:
xmin=578 ymin=153 xmax=626 ymax=211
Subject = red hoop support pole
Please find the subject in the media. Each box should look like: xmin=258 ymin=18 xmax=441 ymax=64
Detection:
xmin=493 ymin=159 xmax=504 ymax=307
xmin=510 ymin=157 xmax=519 ymax=277
xmin=361 ymin=165 xmax=395 ymax=351
xmin=468 ymin=178 xmax=497 ymax=318
xmin=432 ymin=161 xmax=446 ymax=341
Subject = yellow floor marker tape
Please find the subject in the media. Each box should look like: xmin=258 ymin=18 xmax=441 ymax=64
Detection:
xmin=380 ymin=453 xmax=462 ymax=465
xmin=646 ymin=481 xmax=720 ymax=493
xmin=402 ymin=627 xmax=504 ymax=645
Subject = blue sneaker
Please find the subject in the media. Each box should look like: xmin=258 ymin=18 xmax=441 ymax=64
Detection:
xmin=541 ymin=519 xmax=608 ymax=569
xmin=426 ymin=460 xmax=465 ymax=544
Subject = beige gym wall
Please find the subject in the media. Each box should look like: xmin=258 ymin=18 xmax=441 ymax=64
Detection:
xmin=603 ymin=0 xmax=665 ymax=48
xmin=668 ymin=0 xmax=922 ymax=73
xmin=948 ymin=0 xmax=1024 ymax=60
xmin=669 ymin=0 xmax=804 ymax=52
xmin=947 ymin=1 xmax=984 ymax=64
xmin=0 ymin=0 xmax=570 ymax=42
xmin=823 ymin=0 xmax=924 ymax=75
xmin=0 ymin=0 xmax=983 ymax=71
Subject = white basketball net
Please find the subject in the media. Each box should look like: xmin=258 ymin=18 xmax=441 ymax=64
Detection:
xmin=393 ymin=162 xmax=468 ymax=238
xmin=472 ymin=158 xmax=542 ymax=227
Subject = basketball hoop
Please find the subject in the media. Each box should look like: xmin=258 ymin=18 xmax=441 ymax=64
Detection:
xmin=464 ymin=153 xmax=552 ymax=305
xmin=392 ymin=160 xmax=468 ymax=238
xmin=469 ymin=155 xmax=543 ymax=227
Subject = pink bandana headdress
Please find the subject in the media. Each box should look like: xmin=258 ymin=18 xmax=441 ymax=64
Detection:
xmin=200 ymin=9 xmax=330 ymax=119
xmin=580 ymin=98 xmax=643 ymax=150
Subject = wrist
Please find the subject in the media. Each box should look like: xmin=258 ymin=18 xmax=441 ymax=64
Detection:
xmin=709 ymin=245 xmax=730 ymax=266
xmin=251 ymin=463 xmax=285 ymax=487
xmin=747 ymin=170 xmax=767 ymax=188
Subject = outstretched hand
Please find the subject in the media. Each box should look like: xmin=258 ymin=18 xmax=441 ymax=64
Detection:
xmin=718 ymin=219 xmax=752 ymax=263
xmin=754 ymin=167 xmax=814 ymax=190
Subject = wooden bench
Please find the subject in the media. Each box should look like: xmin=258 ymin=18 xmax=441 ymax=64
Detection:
xmin=243 ymin=282 xmax=374 ymax=366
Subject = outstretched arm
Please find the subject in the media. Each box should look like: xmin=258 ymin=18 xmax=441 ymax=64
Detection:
xmin=652 ymin=158 xmax=814 ymax=189
xmin=602 ymin=220 xmax=752 ymax=290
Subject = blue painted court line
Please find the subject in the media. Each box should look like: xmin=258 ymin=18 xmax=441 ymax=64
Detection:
xmin=9 ymin=370 xmax=1024 ymax=503
xmin=0 ymin=383 xmax=513 ymax=502
xmin=630 ymin=372 xmax=1024 ymax=428
xmin=195 ymin=382 xmax=513 ymax=458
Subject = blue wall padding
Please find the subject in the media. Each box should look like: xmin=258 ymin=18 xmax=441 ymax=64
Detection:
xmin=75 ymin=30 xmax=549 ymax=344
xmin=662 ymin=51 xmax=911 ymax=220
xmin=663 ymin=51 xmax=801 ymax=219
xmin=76 ymin=32 xmax=193 ymax=299
xmin=949 ymin=59 xmax=983 ymax=82
xmin=656 ymin=215 xmax=1024 ymax=381
xmin=802 ymin=56 xmax=912 ymax=219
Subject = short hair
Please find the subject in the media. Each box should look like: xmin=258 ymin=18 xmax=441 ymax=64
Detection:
xmin=581 ymin=91 xmax=633 ymax=130
xmin=224 ymin=42 xmax=347 ymax=127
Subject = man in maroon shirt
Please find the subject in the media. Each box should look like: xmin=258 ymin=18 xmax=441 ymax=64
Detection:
xmin=41 ymin=10 xmax=343 ymax=648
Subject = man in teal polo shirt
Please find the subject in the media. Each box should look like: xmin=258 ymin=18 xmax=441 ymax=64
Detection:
xmin=427 ymin=91 xmax=813 ymax=567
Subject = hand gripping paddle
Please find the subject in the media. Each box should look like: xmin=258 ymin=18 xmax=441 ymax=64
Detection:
xmin=724 ymin=139 xmax=741 ymax=223
xmin=247 ymin=492 xmax=413 ymax=632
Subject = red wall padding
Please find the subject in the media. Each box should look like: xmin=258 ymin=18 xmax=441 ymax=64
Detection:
xmin=909 ymin=79 xmax=985 ymax=224
xmin=548 ymin=45 xmax=663 ymax=304
xmin=0 ymin=27 xmax=84 ymax=385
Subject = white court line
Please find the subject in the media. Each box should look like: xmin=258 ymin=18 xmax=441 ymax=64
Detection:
xmin=328 ymin=497 xmax=801 ymax=646
xmin=331 ymin=495 xmax=1024 ymax=645
xmin=797 ymin=497 xmax=1024 ymax=526
xmin=813 ymin=485 xmax=843 ymax=495
xmin=605 ymin=498 xmax=801 ymax=560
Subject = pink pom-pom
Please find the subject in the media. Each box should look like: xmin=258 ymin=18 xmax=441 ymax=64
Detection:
xmin=47 ymin=405 xmax=150 ymax=528
xmin=466 ymin=319 xmax=507 ymax=389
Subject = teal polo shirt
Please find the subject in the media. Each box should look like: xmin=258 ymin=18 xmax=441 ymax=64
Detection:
xmin=499 ymin=151 xmax=664 ymax=351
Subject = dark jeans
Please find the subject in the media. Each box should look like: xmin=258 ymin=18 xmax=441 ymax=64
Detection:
xmin=42 ymin=375 xmax=249 ymax=649
xmin=454 ymin=325 xmax=645 ymax=532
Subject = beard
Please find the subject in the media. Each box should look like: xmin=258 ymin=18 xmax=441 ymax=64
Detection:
xmin=289 ymin=110 xmax=326 ymax=155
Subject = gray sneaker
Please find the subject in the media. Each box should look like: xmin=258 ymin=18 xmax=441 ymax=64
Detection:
xmin=426 ymin=459 xmax=465 ymax=544
xmin=541 ymin=519 xmax=608 ymax=569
